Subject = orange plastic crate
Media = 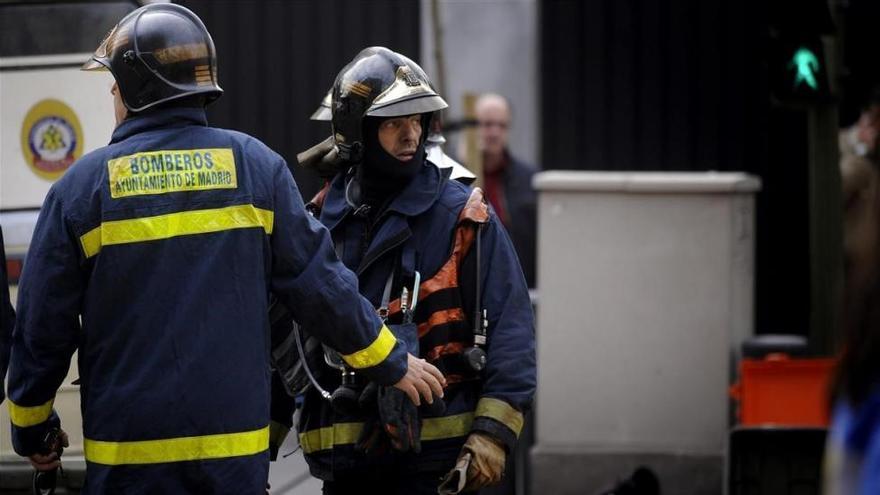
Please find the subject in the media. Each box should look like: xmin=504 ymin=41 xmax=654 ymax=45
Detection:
xmin=730 ymin=354 xmax=836 ymax=427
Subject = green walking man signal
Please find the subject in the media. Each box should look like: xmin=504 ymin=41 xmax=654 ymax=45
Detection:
xmin=789 ymin=47 xmax=819 ymax=91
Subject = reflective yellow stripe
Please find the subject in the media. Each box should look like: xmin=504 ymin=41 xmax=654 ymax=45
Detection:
xmin=421 ymin=412 xmax=475 ymax=441
xmin=79 ymin=204 xmax=274 ymax=258
xmin=341 ymin=324 xmax=397 ymax=369
xmin=475 ymin=397 xmax=524 ymax=437
xmin=299 ymin=422 xmax=363 ymax=454
xmin=298 ymin=412 xmax=475 ymax=454
xmin=80 ymin=227 xmax=102 ymax=259
xmin=83 ymin=425 xmax=269 ymax=465
xmin=8 ymin=398 xmax=54 ymax=428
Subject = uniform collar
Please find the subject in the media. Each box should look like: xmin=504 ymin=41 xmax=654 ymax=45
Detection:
xmin=110 ymin=107 xmax=209 ymax=144
xmin=321 ymin=160 xmax=447 ymax=232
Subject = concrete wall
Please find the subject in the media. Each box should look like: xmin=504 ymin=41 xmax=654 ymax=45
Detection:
xmin=532 ymin=171 xmax=760 ymax=495
xmin=420 ymin=0 xmax=539 ymax=166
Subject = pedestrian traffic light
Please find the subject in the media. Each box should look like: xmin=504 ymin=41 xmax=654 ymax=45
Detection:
xmin=768 ymin=0 xmax=834 ymax=104
xmin=771 ymin=38 xmax=831 ymax=104
xmin=790 ymin=47 xmax=820 ymax=91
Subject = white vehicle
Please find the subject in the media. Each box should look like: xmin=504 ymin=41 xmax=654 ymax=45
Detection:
xmin=1 ymin=1 xmax=138 ymax=492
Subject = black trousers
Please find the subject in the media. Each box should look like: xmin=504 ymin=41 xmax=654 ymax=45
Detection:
xmin=322 ymin=469 xmax=479 ymax=495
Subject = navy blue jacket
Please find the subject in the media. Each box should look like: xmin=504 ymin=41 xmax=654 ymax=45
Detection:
xmin=6 ymin=108 xmax=406 ymax=494
xmin=297 ymin=160 xmax=536 ymax=478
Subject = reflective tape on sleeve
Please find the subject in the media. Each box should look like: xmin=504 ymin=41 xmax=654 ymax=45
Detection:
xmin=341 ymin=324 xmax=397 ymax=369
xmin=8 ymin=398 xmax=54 ymax=428
xmin=475 ymin=397 xmax=524 ymax=437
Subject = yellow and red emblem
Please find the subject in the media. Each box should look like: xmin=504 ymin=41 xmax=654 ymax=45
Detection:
xmin=20 ymin=99 xmax=84 ymax=181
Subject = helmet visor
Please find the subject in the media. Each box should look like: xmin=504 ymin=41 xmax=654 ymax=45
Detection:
xmin=82 ymin=23 xmax=129 ymax=72
xmin=367 ymin=65 xmax=448 ymax=116
xmin=367 ymin=95 xmax=448 ymax=118
xmin=81 ymin=58 xmax=110 ymax=71
xmin=311 ymin=90 xmax=332 ymax=121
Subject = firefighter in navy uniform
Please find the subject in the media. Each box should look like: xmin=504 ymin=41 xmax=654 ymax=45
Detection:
xmin=290 ymin=47 xmax=536 ymax=494
xmin=5 ymin=6 xmax=443 ymax=494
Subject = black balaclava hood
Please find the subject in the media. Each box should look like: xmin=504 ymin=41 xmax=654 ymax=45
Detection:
xmin=350 ymin=115 xmax=429 ymax=209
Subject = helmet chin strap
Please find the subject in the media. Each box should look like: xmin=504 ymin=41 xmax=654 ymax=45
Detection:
xmin=344 ymin=169 xmax=364 ymax=212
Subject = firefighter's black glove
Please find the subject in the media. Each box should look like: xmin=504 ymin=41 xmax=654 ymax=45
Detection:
xmin=354 ymin=382 xmax=421 ymax=454
xmin=378 ymin=384 xmax=421 ymax=453
xmin=268 ymin=421 xmax=291 ymax=462
xmin=354 ymin=383 xmax=387 ymax=455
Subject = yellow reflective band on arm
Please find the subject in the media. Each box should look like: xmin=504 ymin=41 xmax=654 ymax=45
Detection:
xmin=79 ymin=204 xmax=274 ymax=258
xmin=298 ymin=413 xmax=475 ymax=454
xmin=83 ymin=425 xmax=269 ymax=466
xmin=475 ymin=397 xmax=524 ymax=437
xmin=341 ymin=324 xmax=397 ymax=369
xmin=108 ymin=148 xmax=236 ymax=199
xmin=8 ymin=398 xmax=54 ymax=428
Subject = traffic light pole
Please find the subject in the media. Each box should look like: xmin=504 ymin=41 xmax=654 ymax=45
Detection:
xmin=806 ymin=100 xmax=843 ymax=355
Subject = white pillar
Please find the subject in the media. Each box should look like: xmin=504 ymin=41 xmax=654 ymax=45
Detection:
xmin=532 ymin=171 xmax=761 ymax=495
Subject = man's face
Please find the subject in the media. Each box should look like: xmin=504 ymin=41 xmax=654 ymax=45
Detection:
xmin=111 ymin=82 xmax=127 ymax=126
xmin=378 ymin=114 xmax=422 ymax=162
xmin=476 ymin=96 xmax=510 ymax=157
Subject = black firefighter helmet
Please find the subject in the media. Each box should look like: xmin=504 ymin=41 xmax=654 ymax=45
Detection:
xmin=331 ymin=46 xmax=447 ymax=163
xmin=82 ymin=3 xmax=223 ymax=112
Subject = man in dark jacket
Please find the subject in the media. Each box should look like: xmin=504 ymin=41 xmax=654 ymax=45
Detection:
xmin=6 ymin=6 xmax=442 ymax=494
xmin=475 ymin=93 xmax=538 ymax=288
xmin=292 ymin=47 xmax=536 ymax=495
